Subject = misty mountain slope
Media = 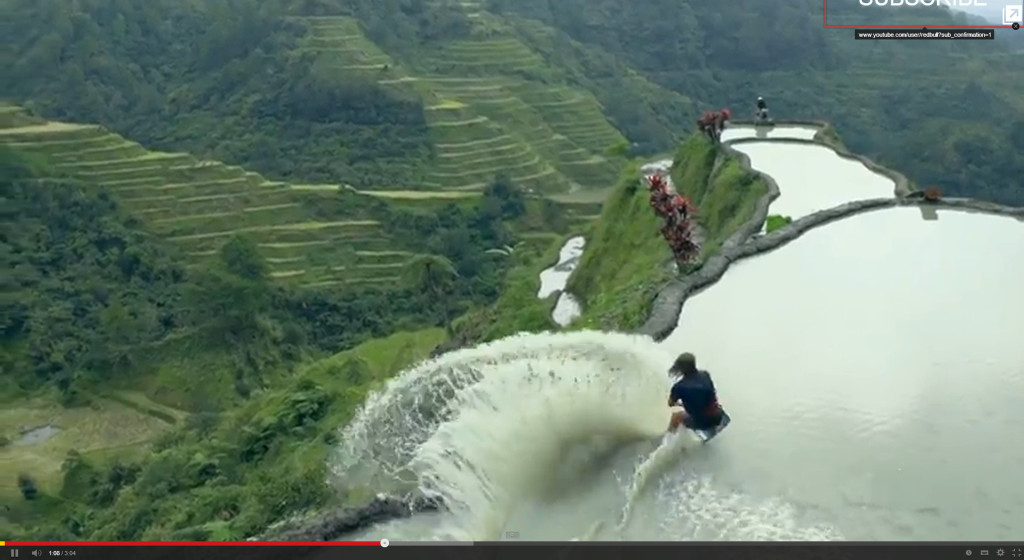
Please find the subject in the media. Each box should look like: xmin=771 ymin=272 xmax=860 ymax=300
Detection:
xmin=486 ymin=0 xmax=1024 ymax=204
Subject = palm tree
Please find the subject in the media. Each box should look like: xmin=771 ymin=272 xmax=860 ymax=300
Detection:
xmin=403 ymin=255 xmax=459 ymax=335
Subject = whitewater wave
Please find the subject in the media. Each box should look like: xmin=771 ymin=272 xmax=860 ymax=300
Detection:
xmin=332 ymin=331 xmax=673 ymax=538
xmin=330 ymin=331 xmax=840 ymax=541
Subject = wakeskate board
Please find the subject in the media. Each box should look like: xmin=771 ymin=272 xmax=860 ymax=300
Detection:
xmin=694 ymin=411 xmax=731 ymax=443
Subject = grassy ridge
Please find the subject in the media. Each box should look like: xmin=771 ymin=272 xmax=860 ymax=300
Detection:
xmin=669 ymin=136 xmax=768 ymax=256
xmin=565 ymin=135 xmax=769 ymax=330
xmin=453 ymin=134 xmax=771 ymax=339
xmin=563 ymin=163 xmax=674 ymax=330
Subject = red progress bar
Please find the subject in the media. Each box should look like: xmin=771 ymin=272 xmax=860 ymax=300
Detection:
xmin=5 ymin=541 xmax=382 ymax=546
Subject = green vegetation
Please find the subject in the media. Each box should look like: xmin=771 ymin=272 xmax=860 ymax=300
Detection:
xmin=0 ymin=146 xmax=544 ymax=538
xmin=0 ymin=105 xmax=517 ymax=289
xmin=470 ymin=134 xmax=770 ymax=336
xmin=765 ymin=214 xmax=793 ymax=233
xmin=490 ymin=0 xmax=1024 ymax=206
xmin=0 ymin=108 xmax=554 ymax=316
xmin=3 ymin=1 xmax=435 ymax=189
xmin=6 ymin=0 xmax=1022 ymax=202
xmin=6 ymin=0 xmax=1023 ymax=543
xmin=566 ymin=135 xmax=768 ymax=330
xmin=3 ymin=327 xmax=444 ymax=540
xmin=562 ymin=164 xmax=673 ymax=330
xmin=669 ymin=137 xmax=768 ymax=257
xmin=2 ymin=1 xmax=700 ymax=196
xmin=453 ymin=232 xmax=569 ymax=343
xmin=0 ymin=145 xmax=460 ymax=405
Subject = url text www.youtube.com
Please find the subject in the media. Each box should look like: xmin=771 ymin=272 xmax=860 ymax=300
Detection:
xmin=854 ymin=28 xmax=995 ymax=39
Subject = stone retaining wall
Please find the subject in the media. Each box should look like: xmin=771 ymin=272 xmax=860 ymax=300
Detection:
xmin=254 ymin=495 xmax=443 ymax=541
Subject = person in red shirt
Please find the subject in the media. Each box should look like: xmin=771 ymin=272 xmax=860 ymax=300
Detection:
xmin=670 ymin=194 xmax=689 ymax=218
xmin=697 ymin=111 xmax=717 ymax=141
xmin=713 ymin=109 xmax=731 ymax=141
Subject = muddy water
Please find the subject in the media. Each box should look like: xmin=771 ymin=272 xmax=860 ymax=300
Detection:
xmin=663 ymin=207 xmax=1024 ymax=540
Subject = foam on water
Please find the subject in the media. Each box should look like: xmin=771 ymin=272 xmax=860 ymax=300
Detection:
xmin=615 ymin=430 xmax=697 ymax=530
xmin=333 ymin=331 xmax=840 ymax=541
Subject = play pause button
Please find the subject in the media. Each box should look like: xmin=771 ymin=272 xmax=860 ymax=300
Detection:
xmin=9 ymin=549 xmax=18 ymax=558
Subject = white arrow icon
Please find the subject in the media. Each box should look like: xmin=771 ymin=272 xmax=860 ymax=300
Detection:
xmin=1004 ymin=5 xmax=1023 ymax=24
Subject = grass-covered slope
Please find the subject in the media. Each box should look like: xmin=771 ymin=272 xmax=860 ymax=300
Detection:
xmin=564 ymin=163 xmax=674 ymax=330
xmin=489 ymin=0 xmax=1024 ymax=205
xmin=0 ymin=105 xmax=453 ymax=288
xmin=567 ymin=135 xmax=768 ymax=330
xmin=5 ymin=1 xmax=699 ymax=197
xmin=3 ymin=144 xmax=508 ymax=539
xmin=295 ymin=15 xmax=627 ymax=194
xmin=669 ymin=137 xmax=768 ymax=256
xmin=2 ymin=328 xmax=444 ymax=541
xmin=450 ymin=231 xmax=572 ymax=342
xmin=0 ymin=394 xmax=179 ymax=507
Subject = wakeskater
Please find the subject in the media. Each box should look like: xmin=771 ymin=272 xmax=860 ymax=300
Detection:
xmin=666 ymin=352 xmax=731 ymax=442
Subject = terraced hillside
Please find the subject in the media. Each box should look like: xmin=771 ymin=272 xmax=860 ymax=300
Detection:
xmin=0 ymin=103 xmax=41 ymax=128
xmin=0 ymin=105 xmax=480 ymax=289
xmin=296 ymin=15 xmax=627 ymax=194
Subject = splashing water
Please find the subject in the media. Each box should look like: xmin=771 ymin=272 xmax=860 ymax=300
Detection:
xmin=616 ymin=430 xmax=699 ymax=531
xmin=332 ymin=331 xmax=841 ymax=541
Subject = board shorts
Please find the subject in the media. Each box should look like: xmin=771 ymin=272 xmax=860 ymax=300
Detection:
xmin=684 ymin=414 xmax=723 ymax=432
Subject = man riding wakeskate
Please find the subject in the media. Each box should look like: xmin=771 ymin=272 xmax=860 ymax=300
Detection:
xmin=667 ymin=352 xmax=725 ymax=433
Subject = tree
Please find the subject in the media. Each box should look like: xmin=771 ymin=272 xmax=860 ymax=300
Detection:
xmin=402 ymin=255 xmax=458 ymax=335
xmin=184 ymin=268 xmax=269 ymax=342
xmin=483 ymin=174 xmax=526 ymax=219
xmin=18 ymin=473 xmax=39 ymax=500
xmin=219 ymin=236 xmax=268 ymax=282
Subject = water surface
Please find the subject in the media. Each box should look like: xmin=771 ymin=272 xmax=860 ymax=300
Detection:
xmin=333 ymin=138 xmax=1022 ymax=544
xmin=13 ymin=425 xmax=61 ymax=446
xmin=731 ymin=142 xmax=896 ymax=219
xmin=537 ymin=236 xmax=585 ymax=299
xmin=663 ymin=207 xmax=1024 ymax=540
xmin=721 ymin=126 xmax=818 ymax=142
xmin=538 ymin=236 xmax=586 ymax=326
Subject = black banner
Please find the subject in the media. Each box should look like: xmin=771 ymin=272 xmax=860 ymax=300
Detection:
xmin=5 ymin=543 xmax=1024 ymax=560
xmin=854 ymin=28 xmax=995 ymax=39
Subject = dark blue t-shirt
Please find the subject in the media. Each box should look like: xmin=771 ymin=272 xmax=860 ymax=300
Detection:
xmin=670 ymin=370 xmax=722 ymax=427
